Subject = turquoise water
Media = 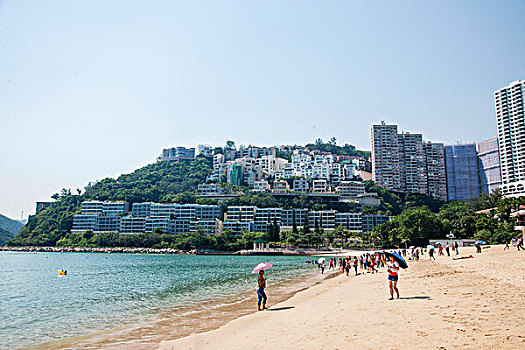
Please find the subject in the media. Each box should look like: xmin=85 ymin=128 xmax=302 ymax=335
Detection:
xmin=0 ymin=252 xmax=315 ymax=349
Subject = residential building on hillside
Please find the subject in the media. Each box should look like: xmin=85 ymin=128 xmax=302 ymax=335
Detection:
xmin=273 ymin=180 xmax=289 ymax=193
xmin=35 ymin=201 xmax=51 ymax=213
xmin=198 ymin=183 xmax=225 ymax=196
xmin=253 ymin=180 xmax=270 ymax=192
xmin=336 ymin=181 xmax=366 ymax=199
xmin=424 ymin=142 xmax=447 ymax=201
xmin=478 ymin=136 xmax=502 ymax=195
xmin=157 ymin=147 xmax=195 ymax=162
xmin=362 ymin=214 xmax=390 ymax=232
xmin=281 ymin=208 xmax=308 ymax=226
xmin=120 ymin=216 xmax=147 ymax=234
xmin=371 ymin=122 xmax=401 ymax=192
xmin=312 ymin=179 xmax=329 ymax=193
xmin=398 ymin=132 xmax=427 ymax=195
xmin=495 ymin=80 xmax=525 ymax=197
xmin=197 ymin=144 xmax=212 ymax=157
xmin=292 ymin=179 xmax=309 ymax=192
xmin=80 ymin=201 xmax=129 ymax=216
xmin=371 ymin=122 xmax=447 ymax=200
xmin=445 ymin=144 xmax=480 ymax=201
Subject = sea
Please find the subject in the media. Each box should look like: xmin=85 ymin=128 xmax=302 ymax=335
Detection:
xmin=0 ymin=251 xmax=319 ymax=349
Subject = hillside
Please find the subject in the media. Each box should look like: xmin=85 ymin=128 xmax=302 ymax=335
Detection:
xmin=9 ymin=158 xmax=212 ymax=246
xmin=0 ymin=213 xmax=24 ymax=235
xmin=0 ymin=227 xmax=16 ymax=246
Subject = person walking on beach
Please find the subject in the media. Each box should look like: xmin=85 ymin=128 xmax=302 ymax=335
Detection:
xmin=353 ymin=256 xmax=359 ymax=275
xmin=516 ymin=238 xmax=525 ymax=250
xmin=429 ymin=247 xmax=435 ymax=260
xmin=504 ymin=240 xmax=510 ymax=250
xmin=257 ymin=270 xmax=268 ymax=311
xmin=454 ymin=242 xmax=459 ymax=255
xmin=383 ymin=255 xmax=400 ymax=300
xmin=445 ymin=243 xmax=450 ymax=256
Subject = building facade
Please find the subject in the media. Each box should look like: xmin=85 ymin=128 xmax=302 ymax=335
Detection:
xmin=424 ymin=142 xmax=447 ymax=201
xmin=371 ymin=122 xmax=446 ymax=200
xmin=371 ymin=122 xmax=401 ymax=192
xmin=495 ymin=80 xmax=525 ymax=197
xmin=157 ymin=147 xmax=196 ymax=162
xmin=477 ymin=136 xmax=502 ymax=195
xmin=444 ymin=144 xmax=480 ymax=201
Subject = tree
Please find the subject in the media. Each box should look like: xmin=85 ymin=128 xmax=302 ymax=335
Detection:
xmin=396 ymin=207 xmax=444 ymax=246
xmin=292 ymin=211 xmax=298 ymax=234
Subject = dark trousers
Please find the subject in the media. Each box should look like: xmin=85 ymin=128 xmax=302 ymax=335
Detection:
xmin=257 ymin=288 xmax=267 ymax=306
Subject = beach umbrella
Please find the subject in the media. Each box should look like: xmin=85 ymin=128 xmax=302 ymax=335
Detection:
xmin=427 ymin=245 xmax=435 ymax=250
xmin=251 ymin=262 xmax=273 ymax=274
xmin=384 ymin=251 xmax=408 ymax=269
xmin=318 ymin=257 xmax=326 ymax=264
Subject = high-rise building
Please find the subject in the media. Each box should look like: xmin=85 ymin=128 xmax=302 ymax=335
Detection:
xmin=398 ymin=132 xmax=427 ymax=195
xmin=424 ymin=142 xmax=447 ymax=201
xmin=444 ymin=144 xmax=480 ymax=201
xmin=371 ymin=122 xmax=446 ymax=200
xmin=477 ymin=137 xmax=502 ymax=195
xmin=495 ymin=80 xmax=525 ymax=197
xmin=371 ymin=122 xmax=401 ymax=192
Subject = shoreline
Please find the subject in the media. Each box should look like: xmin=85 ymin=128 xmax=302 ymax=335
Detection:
xmin=24 ymin=258 xmax=334 ymax=350
xmin=160 ymin=245 xmax=525 ymax=350
xmin=0 ymin=245 xmax=376 ymax=256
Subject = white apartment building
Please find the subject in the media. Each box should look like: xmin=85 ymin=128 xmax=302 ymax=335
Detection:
xmin=495 ymin=80 xmax=525 ymax=197
xmin=292 ymin=179 xmax=309 ymax=192
xmin=120 ymin=216 xmax=147 ymax=234
xmin=225 ymin=206 xmax=256 ymax=222
xmin=312 ymin=179 xmax=329 ymax=193
xmin=336 ymin=181 xmax=366 ymax=199
xmin=253 ymin=180 xmax=270 ymax=192
xmin=80 ymin=201 xmax=129 ymax=216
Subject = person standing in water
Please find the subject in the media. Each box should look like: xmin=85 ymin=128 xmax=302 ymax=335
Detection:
xmin=257 ymin=270 xmax=268 ymax=311
xmin=383 ymin=255 xmax=400 ymax=300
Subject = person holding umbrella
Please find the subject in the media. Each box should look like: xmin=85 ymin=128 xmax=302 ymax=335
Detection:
xmin=257 ymin=270 xmax=268 ymax=311
xmin=252 ymin=262 xmax=272 ymax=311
xmin=383 ymin=254 xmax=400 ymax=300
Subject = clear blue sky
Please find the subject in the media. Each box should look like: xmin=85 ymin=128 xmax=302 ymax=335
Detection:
xmin=0 ymin=0 xmax=524 ymax=220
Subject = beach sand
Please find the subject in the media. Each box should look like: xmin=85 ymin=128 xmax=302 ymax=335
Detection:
xmin=160 ymin=245 xmax=525 ymax=349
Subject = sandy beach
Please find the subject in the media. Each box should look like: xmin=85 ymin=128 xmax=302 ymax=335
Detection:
xmin=160 ymin=245 xmax=525 ymax=350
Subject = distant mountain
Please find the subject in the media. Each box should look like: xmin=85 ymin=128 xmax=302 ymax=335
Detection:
xmin=0 ymin=227 xmax=16 ymax=246
xmin=0 ymin=213 xmax=24 ymax=235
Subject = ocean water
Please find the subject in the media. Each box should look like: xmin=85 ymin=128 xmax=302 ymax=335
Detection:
xmin=0 ymin=251 xmax=317 ymax=349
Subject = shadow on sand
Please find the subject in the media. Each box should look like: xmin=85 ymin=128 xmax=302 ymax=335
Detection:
xmin=267 ymin=306 xmax=295 ymax=311
xmin=399 ymin=296 xmax=431 ymax=300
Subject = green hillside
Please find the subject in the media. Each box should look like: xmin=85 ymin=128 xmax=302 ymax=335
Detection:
xmin=0 ymin=213 xmax=23 ymax=235
xmin=9 ymin=158 xmax=212 ymax=246
xmin=0 ymin=227 xmax=16 ymax=246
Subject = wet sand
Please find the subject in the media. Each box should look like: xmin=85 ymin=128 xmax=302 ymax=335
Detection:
xmin=160 ymin=245 xmax=525 ymax=350
xmin=29 ymin=267 xmax=325 ymax=350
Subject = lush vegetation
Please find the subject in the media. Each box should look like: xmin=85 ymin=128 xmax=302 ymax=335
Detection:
xmin=371 ymin=190 xmax=523 ymax=247
xmin=305 ymin=138 xmax=370 ymax=158
xmin=0 ymin=227 xmax=16 ymax=246
xmin=54 ymin=229 xmax=266 ymax=251
xmin=9 ymin=159 xmax=212 ymax=246
xmin=0 ymin=213 xmax=23 ymax=235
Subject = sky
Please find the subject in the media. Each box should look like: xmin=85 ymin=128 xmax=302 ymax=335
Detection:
xmin=0 ymin=0 xmax=524 ymax=220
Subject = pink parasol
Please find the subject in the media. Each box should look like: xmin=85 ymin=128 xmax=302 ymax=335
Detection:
xmin=251 ymin=262 xmax=273 ymax=274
